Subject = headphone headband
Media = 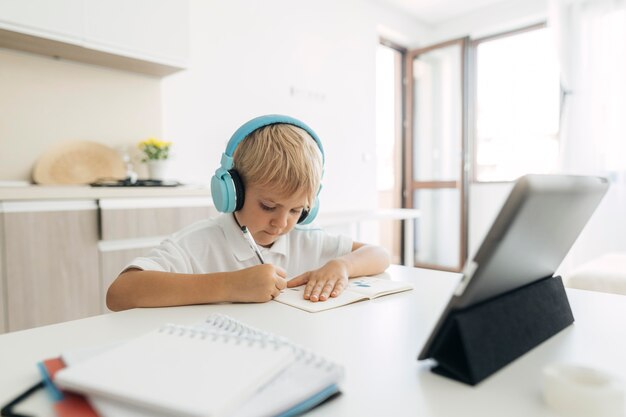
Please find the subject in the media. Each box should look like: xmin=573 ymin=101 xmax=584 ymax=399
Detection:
xmin=224 ymin=114 xmax=325 ymax=163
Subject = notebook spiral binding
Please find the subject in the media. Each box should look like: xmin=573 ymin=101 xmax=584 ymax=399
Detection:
xmin=157 ymin=323 xmax=284 ymax=351
xmin=199 ymin=314 xmax=341 ymax=373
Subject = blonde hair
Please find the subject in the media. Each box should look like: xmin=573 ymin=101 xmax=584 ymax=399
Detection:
xmin=233 ymin=124 xmax=323 ymax=208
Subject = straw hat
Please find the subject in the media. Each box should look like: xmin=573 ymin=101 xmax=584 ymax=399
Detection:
xmin=32 ymin=140 xmax=126 ymax=185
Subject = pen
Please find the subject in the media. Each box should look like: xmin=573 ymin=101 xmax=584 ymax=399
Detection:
xmin=241 ymin=226 xmax=265 ymax=264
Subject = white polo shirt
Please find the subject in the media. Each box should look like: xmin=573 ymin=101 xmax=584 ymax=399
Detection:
xmin=125 ymin=213 xmax=353 ymax=278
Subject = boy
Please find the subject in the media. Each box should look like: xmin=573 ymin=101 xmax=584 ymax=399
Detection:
xmin=106 ymin=115 xmax=390 ymax=311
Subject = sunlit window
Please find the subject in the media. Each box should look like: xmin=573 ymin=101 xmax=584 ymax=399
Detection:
xmin=376 ymin=44 xmax=399 ymax=191
xmin=474 ymin=26 xmax=560 ymax=182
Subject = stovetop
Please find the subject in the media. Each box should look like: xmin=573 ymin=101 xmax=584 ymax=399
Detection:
xmin=90 ymin=178 xmax=182 ymax=187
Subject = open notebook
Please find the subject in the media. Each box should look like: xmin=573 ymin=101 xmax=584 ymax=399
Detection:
xmin=275 ymin=272 xmax=414 ymax=313
xmin=56 ymin=314 xmax=344 ymax=417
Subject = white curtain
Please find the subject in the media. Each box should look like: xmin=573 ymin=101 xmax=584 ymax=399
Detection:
xmin=549 ymin=0 xmax=626 ymax=176
xmin=550 ymin=0 xmax=626 ymax=272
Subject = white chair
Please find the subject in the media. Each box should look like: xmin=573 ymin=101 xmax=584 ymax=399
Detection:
xmin=565 ymin=253 xmax=626 ymax=296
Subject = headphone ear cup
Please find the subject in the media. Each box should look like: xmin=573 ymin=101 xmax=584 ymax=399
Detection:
xmin=298 ymin=197 xmax=319 ymax=225
xmin=297 ymin=209 xmax=310 ymax=224
xmin=211 ymin=171 xmax=234 ymax=213
xmin=229 ymin=169 xmax=245 ymax=211
xmin=210 ymin=169 xmax=243 ymax=213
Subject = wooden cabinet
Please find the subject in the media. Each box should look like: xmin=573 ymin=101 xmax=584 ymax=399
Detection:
xmin=0 ymin=195 xmax=216 ymax=332
xmin=0 ymin=211 xmax=6 ymax=333
xmin=99 ymin=197 xmax=214 ymax=241
xmin=99 ymin=247 xmax=150 ymax=312
xmin=0 ymin=0 xmax=189 ymax=76
xmin=98 ymin=197 xmax=216 ymax=312
xmin=0 ymin=201 xmax=100 ymax=332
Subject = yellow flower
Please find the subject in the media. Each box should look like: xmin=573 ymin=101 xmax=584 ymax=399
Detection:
xmin=138 ymin=138 xmax=172 ymax=161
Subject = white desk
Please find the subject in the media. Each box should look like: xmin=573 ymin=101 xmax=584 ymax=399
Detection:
xmin=1 ymin=265 xmax=625 ymax=417
xmin=316 ymin=208 xmax=421 ymax=266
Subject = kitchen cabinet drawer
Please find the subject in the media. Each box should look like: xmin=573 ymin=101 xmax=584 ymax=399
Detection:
xmin=0 ymin=200 xmax=101 ymax=332
xmin=99 ymin=197 xmax=216 ymax=240
xmin=100 ymin=247 xmax=152 ymax=312
xmin=0 ymin=194 xmax=215 ymax=333
xmin=0 ymin=212 xmax=6 ymax=333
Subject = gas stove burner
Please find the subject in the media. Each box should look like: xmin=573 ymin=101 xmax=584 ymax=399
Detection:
xmin=90 ymin=178 xmax=182 ymax=187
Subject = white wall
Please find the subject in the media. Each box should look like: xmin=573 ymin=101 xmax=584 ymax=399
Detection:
xmin=0 ymin=48 xmax=162 ymax=181
xmin=424 ymin=0 xmax=548 ymax=44
xmin=161 ymin=0 xmax=429 ymax=212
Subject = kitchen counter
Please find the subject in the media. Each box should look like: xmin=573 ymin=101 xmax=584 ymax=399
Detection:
xmin=0 ymin=183 xmax=211 ymax=201
xmin=0 ymin=183 xmax=215 ymax=333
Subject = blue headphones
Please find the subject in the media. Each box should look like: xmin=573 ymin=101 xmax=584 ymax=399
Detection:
xmin=210 ymin=115 xmax=325 ymax=225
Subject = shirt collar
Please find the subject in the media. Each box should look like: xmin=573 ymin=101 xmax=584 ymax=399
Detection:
xmin=216 ymin=213 xmax=288 ymax=262
xmin=270 ymin=233 xmax=288 ymax=257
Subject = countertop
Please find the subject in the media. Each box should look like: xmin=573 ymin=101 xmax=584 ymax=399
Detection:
xmin=0 ymin=183 xmax=211 ymax=201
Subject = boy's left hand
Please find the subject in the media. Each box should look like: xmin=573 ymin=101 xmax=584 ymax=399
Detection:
xmin=287 ymin=259 xmax=349 ymax=302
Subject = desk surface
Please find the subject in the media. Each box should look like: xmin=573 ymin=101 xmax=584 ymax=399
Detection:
xmin=315 ymin=208 xmax=421 ymax=225
xmin=1 ymin=265 xmax=625 ymax=417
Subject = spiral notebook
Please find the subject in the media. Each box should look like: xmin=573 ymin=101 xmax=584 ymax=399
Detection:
xmin=198 ymin=314 xmax=344 ymax=417
xmin=56 ymin=314 xmax=344 ymax=417
xmin=55 ymin=320 xmax=295 ymax=417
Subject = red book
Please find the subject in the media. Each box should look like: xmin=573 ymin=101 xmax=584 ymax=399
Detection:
xmin=38 ymin=357 xmax=99 ymax=417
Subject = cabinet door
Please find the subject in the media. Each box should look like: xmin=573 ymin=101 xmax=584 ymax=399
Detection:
xmin=100 ymin=247 xmax=153 ymax=312
xmin=84 ymin=0 xmax=188 ymax=66
xmin=98 ymin=197 xmax=216 ymax=312
xmin=2 ymin=201 xmax=100 ymax=332
xmin=0 ymin=0 xmax=84 ymax=43
xmin=0 ymin=212 xmax=6 ymax=333
xmin=99 ymin=197 xmax=215 ymax=240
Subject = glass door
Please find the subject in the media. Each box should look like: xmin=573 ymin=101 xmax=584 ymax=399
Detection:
xmin=404 ymin=38 xmax=469 ymax=272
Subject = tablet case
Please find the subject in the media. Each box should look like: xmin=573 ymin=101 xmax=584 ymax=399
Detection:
xmin=427 ymin=275 xmax=573 ymax=385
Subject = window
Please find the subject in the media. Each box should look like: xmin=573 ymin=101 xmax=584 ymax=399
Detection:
xmin=473 ymin=25 xmax=560 ymax=182
xmin=376 ymin=43 xmax=400 ymax=192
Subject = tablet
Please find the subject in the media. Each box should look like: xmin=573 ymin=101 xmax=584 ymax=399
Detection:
xmin=418 ymin=174 xmax=609 ymax=360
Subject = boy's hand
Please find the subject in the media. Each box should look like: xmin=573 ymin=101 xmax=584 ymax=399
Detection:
xmin=224 ymin=264 xmax=287 ymax=302
xmin=287 ymin=259 xmax=349 ymax=302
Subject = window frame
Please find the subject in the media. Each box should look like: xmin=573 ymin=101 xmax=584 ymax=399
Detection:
xmin=377 ymin=38 xmax=408 ymax=264
xmin=378 ymin=37 xmax=408 ymax=197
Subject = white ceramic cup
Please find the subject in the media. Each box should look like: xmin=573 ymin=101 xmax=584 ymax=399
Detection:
xmin=543 ymin=363 xmax=625 ymax=417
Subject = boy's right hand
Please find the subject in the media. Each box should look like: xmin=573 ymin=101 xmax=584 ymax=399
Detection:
xmin=223 ymin=264 xmax=287 ymax=303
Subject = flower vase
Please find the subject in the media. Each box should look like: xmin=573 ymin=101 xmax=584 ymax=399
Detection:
xmin=147 ymin=160 xmax=168 ymax=180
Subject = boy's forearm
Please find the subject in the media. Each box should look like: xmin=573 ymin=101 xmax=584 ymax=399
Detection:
xmin=106 ymin=269 xmax=229 ymax=311
xmin=336 ymin=244 xmax=390 ymax=278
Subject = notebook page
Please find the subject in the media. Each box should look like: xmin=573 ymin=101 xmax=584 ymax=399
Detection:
xmin=274 ymin=286 xmax=367 ymax=312
xmin=200 ymin=314 xmax=345 ymax=417
xmin=56 ymin=325 xmax=294 ymax=417
xmin=347 ymin=277 xmax=413 ymax=298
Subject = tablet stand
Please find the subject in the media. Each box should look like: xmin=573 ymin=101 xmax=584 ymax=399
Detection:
xmin=428 ymin=276 xmax=574 ymax=385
